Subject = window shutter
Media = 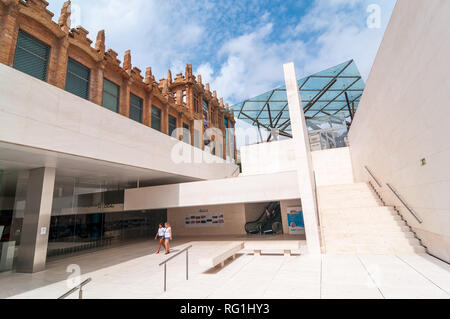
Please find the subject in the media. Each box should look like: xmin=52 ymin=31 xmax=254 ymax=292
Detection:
xmin=65 ymin=58 xmax=90 ymax=100
xmin=102 ymin=78 xmax=120 ymax=112
xmin=13 ymin=30 xmax=50 ymax=81
xmin=168 ymin=115 xmax=177 ymax=137
xmin=129 ymin=93 xmax=143 ymax=123
xmin=151 ymin=106 xmax=161 ymax=132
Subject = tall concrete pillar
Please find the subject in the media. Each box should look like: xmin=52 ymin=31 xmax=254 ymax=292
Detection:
xmin=283 ymin=62 xmax=321 ymax=254
xmin=16 ymin=167 xmax=56 ymax=273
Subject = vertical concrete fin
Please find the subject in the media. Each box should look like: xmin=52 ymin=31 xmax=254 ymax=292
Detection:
xmin=283 ymin=62 xmax=321 ymax=255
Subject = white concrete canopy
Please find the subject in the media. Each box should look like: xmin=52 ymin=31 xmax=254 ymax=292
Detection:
xmin=124 ymin=171 xmax=300 ymax=210
xmin=0 ymin=63 xmax=238 ymax=184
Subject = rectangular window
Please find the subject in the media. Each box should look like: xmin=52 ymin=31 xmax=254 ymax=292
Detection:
xmin=168 ymin=115 xmax=177 ymax=137
xmin=129 ymin=93 xmax=143 ymax=123
xmin=202 ymin=99 xmax=209 ymax=126
xmin=151 ymin=106 xmax=161 ymax=132
xmin=13 ymin=30 xmax=50 ymax=81
xmin=102 ymin=78 xmax=120 ymax=113
xmin=183 ymin=123 xmax=190 ymax=144
xmin=66 ymin=58 xmax=90 ymax=100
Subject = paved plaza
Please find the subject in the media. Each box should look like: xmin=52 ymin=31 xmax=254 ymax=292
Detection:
xmin=1 ymin=237 xmax=448 ymax=299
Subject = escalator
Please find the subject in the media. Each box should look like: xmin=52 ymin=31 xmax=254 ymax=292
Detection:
xmin=245 ymin=202 xmax=283 ymax=235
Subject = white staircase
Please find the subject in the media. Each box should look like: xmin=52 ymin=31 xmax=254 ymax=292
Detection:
xmin=318 ymin=183 xmax=426 ymax=254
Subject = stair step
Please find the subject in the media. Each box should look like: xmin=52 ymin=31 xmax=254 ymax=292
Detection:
xmin=321 ymin=220 xmax=408 ymax=228
xmin=317 ymin=182 xmax=423 ymax=254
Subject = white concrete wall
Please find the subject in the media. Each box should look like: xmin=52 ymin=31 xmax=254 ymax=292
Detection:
xmin=240 ymin=140 xmax=297 ymax=176
xmin=124 ymin=171 xmax=300 ymax=211
xmin=0 ymin=64 xmax=237 ymax=181
xmin=312 ymin=147 xmax=354 ymax=187
xmin=168 ymin=203 xmax=246 ymax=236
xmin=348 ymin=0 xmax=450 ymax=262
xmin=241 ymin=141 xmax=354 ymax=187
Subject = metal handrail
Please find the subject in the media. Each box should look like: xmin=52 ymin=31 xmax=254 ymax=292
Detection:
xmin=365 ymin=166 xmax=422 ymax=224
xmin=386 ymin=183 xmax=423 ymax=224
xmin=159 ymin=245 xmax=192 ymax=292
xmin=364 ymin=166 xmax=382 ymax=188
xmin=58 ymin=277 xmax=92 ymax=299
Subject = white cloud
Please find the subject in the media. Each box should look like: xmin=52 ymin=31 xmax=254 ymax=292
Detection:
xmin=47 ymin=0 xmax=206 ymax=79
xmin=196 ymin=63 xmax=214 ymax=84
xmin=207 ymin=0 xmax=396 ymax=105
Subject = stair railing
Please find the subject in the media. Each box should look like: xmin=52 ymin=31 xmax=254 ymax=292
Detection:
xmin=58 ymin=278 xmax=92 ymax=299
xmin=386 ymin=183 xmax=423 ymax=224
xmin=159 ymin=245 xmax=192 ymax=292
xmin=364 ymin=166 xmax=423 ymax=224
xmin=364 ymin=166 xmax=382 ymax=188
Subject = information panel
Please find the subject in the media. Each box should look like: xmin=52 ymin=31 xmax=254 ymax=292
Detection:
xmin=286 ymin=206 xmax=304 ymax=234
xmin=185 ymin=210 xmax=224 ymax=227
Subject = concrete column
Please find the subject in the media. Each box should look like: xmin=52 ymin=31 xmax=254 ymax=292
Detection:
xmin=16 ymin=167 xmax=56 ymax=273
xmin=283 ymin=62 xmax=321 ymax=254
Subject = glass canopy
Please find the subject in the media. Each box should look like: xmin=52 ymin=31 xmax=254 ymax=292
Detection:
xmin=232 ymin=60 xmax=365 ymax=138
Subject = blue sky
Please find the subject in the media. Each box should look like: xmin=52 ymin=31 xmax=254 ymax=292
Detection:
xmin=47 ymin=0 xmax=397 ymax=107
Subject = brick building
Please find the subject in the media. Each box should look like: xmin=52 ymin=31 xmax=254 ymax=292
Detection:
xmin=0 ymin=0 xmax=236 ymax=161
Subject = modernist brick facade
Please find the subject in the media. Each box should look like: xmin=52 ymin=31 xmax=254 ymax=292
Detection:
xmin=0 ymin=0 xmax=236 ymax=161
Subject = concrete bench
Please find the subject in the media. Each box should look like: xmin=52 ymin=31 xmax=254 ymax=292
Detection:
xmin=199 ymin=241 xmax=244 ymax=268
xmin=244 ymin=241 xmax=302 ymax=256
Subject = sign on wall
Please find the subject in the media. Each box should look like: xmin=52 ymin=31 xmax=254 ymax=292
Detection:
xmin=185 ymin=210 xmax=224 ymax=227
xmin=287 ymin=207 xmax=305 ymax=234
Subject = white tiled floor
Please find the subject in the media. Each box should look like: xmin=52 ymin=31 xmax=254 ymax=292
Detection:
xmin=0 ymin=237 xmax=449 ymax=299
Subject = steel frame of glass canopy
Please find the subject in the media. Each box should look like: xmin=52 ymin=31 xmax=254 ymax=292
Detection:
xmin=232 ymin=60 xmax=365 ymax=141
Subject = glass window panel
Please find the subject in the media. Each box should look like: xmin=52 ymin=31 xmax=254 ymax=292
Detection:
xmin=301 ymin=77 xmax=332 ymax=91
xmin=339 ymin=61 xmax=360 ymax=77
xmin=329 ymin=77 xmax=360 ymax=91
xmin=248 ymin=91 xmax=273 ymax=102
xmin=269 ymin=90 xmax=287 ymax=101
xmin=312 ymin=60 xmax=350 ymax=78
